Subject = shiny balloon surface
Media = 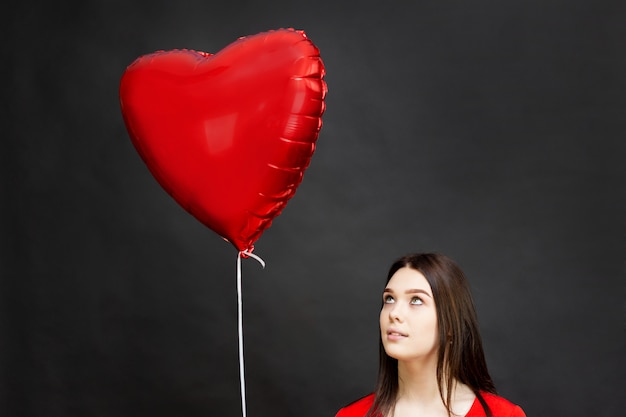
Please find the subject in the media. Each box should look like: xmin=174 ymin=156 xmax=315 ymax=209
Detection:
xmin=120 ymin=29 xmax=327 ymax=251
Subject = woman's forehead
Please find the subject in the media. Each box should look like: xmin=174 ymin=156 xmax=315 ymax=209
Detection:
xmin=386 ymin=267 xmax=432 ymax=292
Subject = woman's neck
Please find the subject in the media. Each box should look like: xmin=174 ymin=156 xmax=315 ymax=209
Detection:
xmin=396 ymin=357 xmax=442 ymax=403
xmin=395 ymin=360 xmax=475 ymax=417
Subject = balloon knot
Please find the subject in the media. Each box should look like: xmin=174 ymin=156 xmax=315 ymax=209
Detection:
xmin=240 ymin=246 xmax=254 ymax=258
xmin=239 ymin=248 xmax=266 ymax=269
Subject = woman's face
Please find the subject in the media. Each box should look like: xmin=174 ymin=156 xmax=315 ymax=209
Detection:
xmin=379 ymin=267 xmax=439 ymax=363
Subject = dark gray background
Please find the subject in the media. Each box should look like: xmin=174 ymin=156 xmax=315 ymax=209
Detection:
xmin=2 ymin=0 xmax=625 ymax=416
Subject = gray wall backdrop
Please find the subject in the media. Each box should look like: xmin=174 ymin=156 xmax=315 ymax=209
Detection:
xmin=2 ymin=0 xmax=625 ymax=416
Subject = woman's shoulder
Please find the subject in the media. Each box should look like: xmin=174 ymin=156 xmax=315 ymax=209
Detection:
xmin=474 ymin=392 xmax=526 ymax=417
xmin=335 ymin=393 xmax=375 ymax=417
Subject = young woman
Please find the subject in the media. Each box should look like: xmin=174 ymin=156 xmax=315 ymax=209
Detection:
xmin=336 ymin=253 xmax=525 ymax=417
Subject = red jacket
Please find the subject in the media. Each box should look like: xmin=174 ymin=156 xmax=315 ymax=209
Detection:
xmin=335 ymin=392 xmax=526 ymax=417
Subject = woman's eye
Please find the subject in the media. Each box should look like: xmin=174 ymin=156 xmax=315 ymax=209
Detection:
xmin=384 ymin=295 xmax=395 ymax=304
xmin=410 ymin=297 xmax=423 ymax=305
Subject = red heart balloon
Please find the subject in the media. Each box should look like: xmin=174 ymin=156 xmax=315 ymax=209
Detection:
xmin=120 ymin=29 xmax=327 ymax=252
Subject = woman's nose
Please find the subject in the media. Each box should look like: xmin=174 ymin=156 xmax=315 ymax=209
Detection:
xmin=389 ymin=303 xmax=403 ymax=322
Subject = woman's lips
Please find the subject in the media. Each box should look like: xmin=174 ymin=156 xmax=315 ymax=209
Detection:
xmin=386 ymin=328 xmax=408 ymax=341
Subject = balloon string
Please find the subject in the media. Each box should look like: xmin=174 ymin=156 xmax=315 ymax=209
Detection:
xmin=236 ymin=249 xmax=265 ymax=417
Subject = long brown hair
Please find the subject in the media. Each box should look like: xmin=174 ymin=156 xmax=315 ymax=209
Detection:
xmin=366 ymin=253 xmax=496 ymax=417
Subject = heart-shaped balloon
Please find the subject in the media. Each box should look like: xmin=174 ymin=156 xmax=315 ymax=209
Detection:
xmin=120 ymin=29 xmax=327 ymax=252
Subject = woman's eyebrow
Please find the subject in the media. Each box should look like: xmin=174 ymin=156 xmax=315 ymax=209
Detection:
xmin=406 ymin=288 xmax=432 ymax=298
xmin=383 ymin=288 xmax=432 ymax=298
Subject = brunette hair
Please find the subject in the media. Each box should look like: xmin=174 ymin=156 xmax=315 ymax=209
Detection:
xmin=366 ymin=253 xmax=496 ymax=417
